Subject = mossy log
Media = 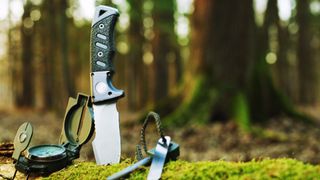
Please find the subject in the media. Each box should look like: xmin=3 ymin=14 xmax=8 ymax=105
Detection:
xmin=43 ymin=158 xmax=320 ymax=179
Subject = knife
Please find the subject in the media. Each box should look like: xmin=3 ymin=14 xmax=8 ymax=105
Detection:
xmin=90 ymin=5 xmax=124 ymax=165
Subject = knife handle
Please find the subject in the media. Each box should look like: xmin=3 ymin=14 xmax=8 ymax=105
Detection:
xmin=91 ymin=6 xmax=119 ymax=72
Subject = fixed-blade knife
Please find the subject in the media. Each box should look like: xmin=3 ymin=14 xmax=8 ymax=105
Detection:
xmin=90 ymin=5 xmax=124 ymax=165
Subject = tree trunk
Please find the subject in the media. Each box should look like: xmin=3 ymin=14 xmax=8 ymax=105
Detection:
xmin=297 ymin=0 xmax=317 ymax=105
xmin=127 ymin=0 xmax=145 ymax=110
xmin=39 ymin=1 xmax=57 ymax=110
xmin=165 ymin=0 xmax=312 ymax=128
xmin=19 ymin=1 xmax=35 ymax=107
xmin=165 ymin=0 xmax=254 ymax=128
xmin=152 ymin=0 xmax=176 ymax=102
xmin=248 ymin=0 xmax=308 ymax=121
xmin=59 ymin=0 xmax=75 ymax=97
xmin=7 ymin=1 xmax=19 ymax=107
xmin=276 ymin=26 xmax=294 ymax=100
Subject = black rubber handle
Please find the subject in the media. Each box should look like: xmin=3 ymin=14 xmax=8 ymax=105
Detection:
xmin=90 ymin=6 xmax=119 ymax=72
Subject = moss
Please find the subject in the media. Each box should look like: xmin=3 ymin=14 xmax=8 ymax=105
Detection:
xmin=251 ymin=126 xmax=289 ymax=142
xmin=232 ymin=92 xmax=251 ymax=132
xmin=43 ymin=158 xmax=320 ymax=179
xmin=42 ymin=159 xmax=135 ymax=180
xmin=164 ymin=75 xmax=218 ymax=127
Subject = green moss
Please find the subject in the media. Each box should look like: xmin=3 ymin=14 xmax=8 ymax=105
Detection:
xmin=42 ymin=159 xmax=136 ymax=180
xmin=164 ymin=75 xmax=218 ymax=127
xmin=251 ymin=126 xmax=289 ymax=141
xmin=232 ymin=92 xmax=251 ymax=132
xmin=43 ymin=158 xmax=320 ymax=179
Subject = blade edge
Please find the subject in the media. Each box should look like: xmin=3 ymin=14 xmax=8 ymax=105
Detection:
xmin=92 ymin=103 xmax=121 ymax=164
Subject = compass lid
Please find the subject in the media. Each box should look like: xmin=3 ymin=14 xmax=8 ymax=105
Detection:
xmin=59 ymin=93 xmax=94 ymax=147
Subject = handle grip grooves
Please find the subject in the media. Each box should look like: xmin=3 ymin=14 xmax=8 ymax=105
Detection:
xmin=90 ymin=13 xmax=118 ymax=72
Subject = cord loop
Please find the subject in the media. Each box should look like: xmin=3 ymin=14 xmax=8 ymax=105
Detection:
xmin=136 ymin=112 xmax=165 ymax=160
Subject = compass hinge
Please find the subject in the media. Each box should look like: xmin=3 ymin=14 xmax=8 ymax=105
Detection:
xmin=63 ymin=143 xmax=80 ymax=161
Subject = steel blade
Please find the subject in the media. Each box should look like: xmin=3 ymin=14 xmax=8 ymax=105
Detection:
xmin=92 ymin=102 xmax=121 ymax=165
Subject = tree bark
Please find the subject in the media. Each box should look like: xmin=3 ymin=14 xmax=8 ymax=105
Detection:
xmin=164 ymin=0 xmax=254 ymax=128
xmin=297 ymin=0 xmax=317 ymax=105
xmin=7 ymin=1 xmax=20 ymax=107
xmin=127 ymin=0 xmax=145 ymax=110
xmin=152 ymin=0 xmax=176 ymax=102
xmin=165 ymin=0 xmax=313 ymax=128
xmin=19 ymin=1 xmax=35 ymax=107
xmin=39 ymin=0 xmax=58 ymax=110
xmin=59 ymin=0 xmax=75 ymax=97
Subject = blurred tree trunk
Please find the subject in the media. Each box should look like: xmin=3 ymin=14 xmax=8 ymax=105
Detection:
xmin=19 ymin=1 xmax=35 ymax=107
xmin=7 ymin=1 xmax=20 ymax=107
xmin=276 ymin=25 xmax=293 ymax=100
xmin=39 ymin=1 xmax=57 ymax=110
xmin=248 ymin=0 xmax=309 ymax=121
xmin=297 ymin=0 xmax=317 ymax=104
xmin=208 ymin=0 xmax=255 ymax=125
xmin=165 ymin=0 xmax=311 ymax=128
xmin=128 ymin=0 xmax=145 ymax=110
xmin=250 ymin=0 xmax=282 ymax=119
xmin=38 ymin=0 xmax=71 ymax=113
xmin=275 ymin=19 xmax=299 ymax=103
xmin=58 ymin=0 xmax=75 ymax=97
xmin=166 ymin=0 xmax=255 ymax=129
xmin=261 ymin=0 xmax=295 ymax=101
xmin=152 ymin=0 xmax=177 ymax=102
xmin=67 ymin=24 xmax=91 ymax=93
xmin=49 ymin=0 xmax=74 ymax=113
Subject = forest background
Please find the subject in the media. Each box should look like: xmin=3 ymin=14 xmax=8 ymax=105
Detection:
xmin=1 ymin=0 xmax=320 ymax=163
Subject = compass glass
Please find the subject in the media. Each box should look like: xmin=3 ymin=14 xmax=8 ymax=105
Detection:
xmin=27 ymin=145 xmax=66 ymax=161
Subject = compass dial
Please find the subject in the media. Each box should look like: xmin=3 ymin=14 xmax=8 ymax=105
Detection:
xmin=27 ymin=145 xmax=66 ymax=162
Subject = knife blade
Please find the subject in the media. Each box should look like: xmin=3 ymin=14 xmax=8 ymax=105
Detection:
xmin=90 ymin=5 xmax=124 ymax=165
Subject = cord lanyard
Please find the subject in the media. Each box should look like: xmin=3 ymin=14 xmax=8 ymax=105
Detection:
xmin=107 ymin=112 xmax=180 ymax=180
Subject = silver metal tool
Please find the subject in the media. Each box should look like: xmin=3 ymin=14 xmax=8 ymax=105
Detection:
xmin=107 ymin=156 xmax=152 ymax=180
xmin=147 ymin=136 xmax=171 ymax=180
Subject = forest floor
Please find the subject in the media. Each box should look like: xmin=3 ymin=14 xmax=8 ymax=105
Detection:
xmin=1 ymin=107 xmax=320 ymax=178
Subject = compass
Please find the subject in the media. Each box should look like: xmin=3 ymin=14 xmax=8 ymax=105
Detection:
xmin=27 ymin=145 xmax=66 ymax=161
xmin=12 ymin=94 xmax=94 ymax=177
